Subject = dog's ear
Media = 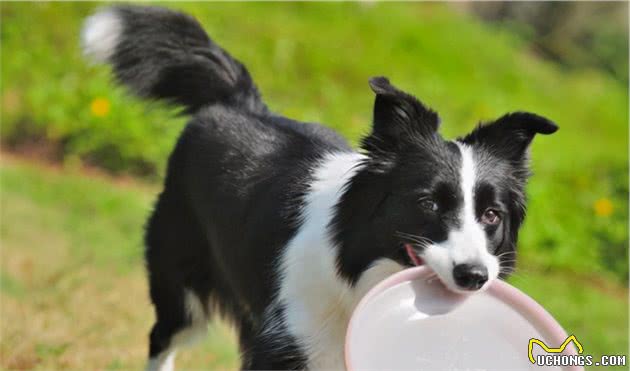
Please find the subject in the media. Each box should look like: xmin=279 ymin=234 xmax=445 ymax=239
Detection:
xmin=366 ymin=76 xmax=440 ymax=146
xmin=460 ymin=112 xmax=558 ymax=162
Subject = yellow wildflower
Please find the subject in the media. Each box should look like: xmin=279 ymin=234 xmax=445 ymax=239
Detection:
xmin=594 ymin=198 xmax=613 ymax=217
xmin=90 ymin=97 xmax=110 ymax=117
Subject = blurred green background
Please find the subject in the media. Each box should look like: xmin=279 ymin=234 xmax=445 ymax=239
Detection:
xmin=1 ymin=2 xmax=627 ymax=370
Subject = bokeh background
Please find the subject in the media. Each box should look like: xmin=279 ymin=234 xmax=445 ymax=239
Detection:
xmin=1 ymin=2 xmax=627 ymax=370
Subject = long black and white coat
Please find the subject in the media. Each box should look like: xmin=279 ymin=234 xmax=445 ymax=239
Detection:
xmin=82 ymin=5 xmax=558 ymax=370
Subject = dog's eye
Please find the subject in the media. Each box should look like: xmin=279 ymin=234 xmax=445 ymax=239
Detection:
xmin=419 ymin=198 xmax=438 ymax=212
xmin=481 ymin=209 xmax=501 ymax=225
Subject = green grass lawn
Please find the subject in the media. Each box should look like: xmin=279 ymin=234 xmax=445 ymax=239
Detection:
xmin=0 ymin=158 xmax=238 ymax=370
xmin=1 ymin=158 xmax=627 ymax=370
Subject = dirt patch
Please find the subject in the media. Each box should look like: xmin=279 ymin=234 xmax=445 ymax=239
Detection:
xmin=0 ymin=150 xmax=158 ymax=191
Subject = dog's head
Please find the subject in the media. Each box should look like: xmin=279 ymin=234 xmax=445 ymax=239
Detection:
xmin=333 ymin=77 xmax=557 ymax=293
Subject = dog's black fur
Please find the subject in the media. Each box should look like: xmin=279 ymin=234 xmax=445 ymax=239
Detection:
xmin=82 ymin=5 xmax=557 ymax=369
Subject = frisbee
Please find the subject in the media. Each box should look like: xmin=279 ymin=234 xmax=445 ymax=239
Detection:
xmin=345 ymin=266 xmax=582 ymax=370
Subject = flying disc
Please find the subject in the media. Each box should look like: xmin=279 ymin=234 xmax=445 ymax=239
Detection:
xmin=345 ymin=266 xmax=582 ymax=370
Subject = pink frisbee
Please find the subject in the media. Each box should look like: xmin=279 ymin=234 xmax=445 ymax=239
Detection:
xmin=345 ymin=266 xmax=582 ymax=370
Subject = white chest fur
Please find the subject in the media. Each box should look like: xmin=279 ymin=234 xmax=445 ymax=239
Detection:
xmin=276 ymin=152 xmax=405 ymax=369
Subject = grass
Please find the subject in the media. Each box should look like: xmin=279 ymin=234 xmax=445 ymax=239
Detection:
xmin=0 ymin=158 xmax=239 ymax=370
xmin=0 ymin=158 xmax=627 ymax=370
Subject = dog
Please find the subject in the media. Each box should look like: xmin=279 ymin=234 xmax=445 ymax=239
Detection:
xmin=82 ymin=5 xmax=557 ymax=370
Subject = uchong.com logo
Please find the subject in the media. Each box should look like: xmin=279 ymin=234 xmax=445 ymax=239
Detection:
xmin=528 ymin=335 xmax=626 ymax=367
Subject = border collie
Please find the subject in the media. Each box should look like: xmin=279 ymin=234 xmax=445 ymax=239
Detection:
xmin=82 ymin=5 xmax=557 ymax=370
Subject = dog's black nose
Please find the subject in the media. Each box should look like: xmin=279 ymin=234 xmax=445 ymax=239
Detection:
xmin=453 ymin=263 xmax=488 ymax=290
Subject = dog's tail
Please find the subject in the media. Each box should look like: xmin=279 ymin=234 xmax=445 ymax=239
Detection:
xmin=81 ymin=5 xmax=268 ymax=115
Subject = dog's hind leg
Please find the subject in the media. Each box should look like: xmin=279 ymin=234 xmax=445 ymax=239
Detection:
xmin=146 ymin=287 xmax=208 ymax=371
xmin=144 ymin=192 xmax=212 ymax=371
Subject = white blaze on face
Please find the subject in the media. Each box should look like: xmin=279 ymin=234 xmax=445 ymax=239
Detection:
xmin=421 ymin=142 xmax=499 ymax=292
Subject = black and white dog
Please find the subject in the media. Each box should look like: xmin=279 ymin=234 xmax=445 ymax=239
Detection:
xmin=82 ymin=5 xmax=557 ymax=370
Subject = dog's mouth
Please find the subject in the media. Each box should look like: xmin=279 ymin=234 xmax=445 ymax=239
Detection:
xmin=404 ymin=243 xmax=424 ymax=266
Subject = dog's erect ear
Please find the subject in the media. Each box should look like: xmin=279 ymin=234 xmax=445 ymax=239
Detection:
xmin=461 ymin=112 xmax=558 ymax=162
xmin=367 ymin=76 xmax=440 ymax=144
